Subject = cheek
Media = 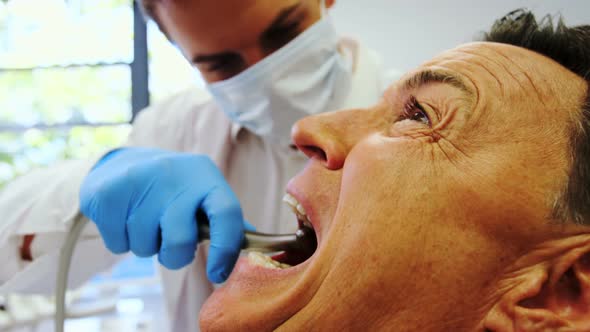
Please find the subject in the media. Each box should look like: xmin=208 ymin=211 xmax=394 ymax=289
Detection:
xmin=338 ymin=139 xmax=433 ymax=205
xmin=197 ymin=68 xmax=219 ymax=84
xmin=317 ymin=187 xmax=510 ymax=325
xmin=300 ymin=0 xmax=322 ymax=21
xmin=305 ymin=140 xmax=518 ymax=324
xmin=332 ymin=140 xmax=440 ymax=277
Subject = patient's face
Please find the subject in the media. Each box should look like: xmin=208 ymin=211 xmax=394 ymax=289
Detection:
xmin=200 ymin=42 xmax=588 ymax=331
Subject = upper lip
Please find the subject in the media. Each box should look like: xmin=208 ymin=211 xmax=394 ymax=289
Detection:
xmin=285 ymin=187 xmax=321 ymax=242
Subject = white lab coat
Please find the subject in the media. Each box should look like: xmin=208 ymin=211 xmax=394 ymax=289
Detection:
xmin=0 ymin=38 xmax=390 ymax=331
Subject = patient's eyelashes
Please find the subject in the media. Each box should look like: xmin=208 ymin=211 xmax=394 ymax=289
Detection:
xmin=398 ymin=95 xmax=431 ymax=127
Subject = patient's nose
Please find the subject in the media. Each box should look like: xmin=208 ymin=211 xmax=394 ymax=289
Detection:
xmin=291 ymin=111 xmax=356 ymax=170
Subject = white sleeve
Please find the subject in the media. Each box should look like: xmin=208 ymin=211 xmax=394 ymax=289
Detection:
xmin=0 ymin=87 xmax=210 ymax=294
xmin=0 ymin=159 xmax=120 ymax=294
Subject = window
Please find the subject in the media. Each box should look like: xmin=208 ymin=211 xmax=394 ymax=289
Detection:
xmin=0 ymin=0 xmax=208 ymax=304
xmin=0 ymin=0 xmax=205 ymax=188
xmin=0 ymin=0 xmax=142 ymax=186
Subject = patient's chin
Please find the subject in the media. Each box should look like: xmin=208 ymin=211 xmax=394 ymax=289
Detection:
xmin=199 ymin=285 xmax=283 ymax=332
xmin=199 ymin=296 xmax=277 ymax=332
xmin=199 ymin=294 xmax=242 ymax=331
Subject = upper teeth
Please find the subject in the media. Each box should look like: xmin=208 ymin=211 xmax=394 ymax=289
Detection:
xmin=283 ymin=193 xmax=313 ymax=228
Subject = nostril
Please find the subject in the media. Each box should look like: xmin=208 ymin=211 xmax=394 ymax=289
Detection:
xmin=301 ymin=145 xmax=327 ymax=163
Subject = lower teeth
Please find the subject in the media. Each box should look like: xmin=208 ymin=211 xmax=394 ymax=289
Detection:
xmin=248 ymin=252 xmax=291 ymax=269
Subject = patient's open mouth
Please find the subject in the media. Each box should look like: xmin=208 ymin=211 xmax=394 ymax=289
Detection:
xmin=248 ymin=193 xmax=318 ymax=269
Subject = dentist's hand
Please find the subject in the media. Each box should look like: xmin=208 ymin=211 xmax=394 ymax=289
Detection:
xmin=79 ymin=147 xmax=245 ymax=283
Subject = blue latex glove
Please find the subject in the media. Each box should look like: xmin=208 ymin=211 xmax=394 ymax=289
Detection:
xmin=80 ymin=147 xmax=247 ymax=283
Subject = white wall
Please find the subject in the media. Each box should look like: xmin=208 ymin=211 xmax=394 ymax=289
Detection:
xmin=331 ymin=0 xmax=590 ymax=72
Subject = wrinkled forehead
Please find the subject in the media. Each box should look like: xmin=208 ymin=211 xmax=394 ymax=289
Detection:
xmin=420 ymin=42 xmax=585 ymax=111
xmin=383 ymin=42 xmax=588 ymax=143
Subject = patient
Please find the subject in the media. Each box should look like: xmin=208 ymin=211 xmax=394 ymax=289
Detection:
xmin=199 ymin=10 xmax=590 ymax=332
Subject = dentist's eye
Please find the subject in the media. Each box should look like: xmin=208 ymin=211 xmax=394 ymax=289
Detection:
xmin=399 ymin=95 xmax=431 ymax=126
xmin=262 ymin=21 xmax=301 ymax=51
xmin=207 ymin=55 xmax=242 ymax=73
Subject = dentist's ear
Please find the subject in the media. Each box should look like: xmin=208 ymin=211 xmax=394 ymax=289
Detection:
xmin=483 ymin=250 xmax=590 ymax=332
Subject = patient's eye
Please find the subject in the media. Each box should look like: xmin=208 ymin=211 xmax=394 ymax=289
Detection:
xmin=399 ymin=95 xmax=431 ymax=126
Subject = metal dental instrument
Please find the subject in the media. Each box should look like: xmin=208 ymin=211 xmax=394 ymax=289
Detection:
xmin=56 ymin=212 xmax=316 ymax=332
xmin=197 ymin=222 xmax=316 ymax=253
xmin=196 ymin=209 xmax=316 ymax=253
xmin=56 ymin=212 xmax=89 ymax=332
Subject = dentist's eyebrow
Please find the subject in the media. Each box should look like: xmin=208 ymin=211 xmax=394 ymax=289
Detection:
xmin=402 ymin=70 xmax=474 ymax=98
xmin=261 ymin=2 xmax=303 ymax=38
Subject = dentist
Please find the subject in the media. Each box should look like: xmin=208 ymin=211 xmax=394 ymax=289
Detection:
xmin=0 ymin=0 xmax=391 ymax=330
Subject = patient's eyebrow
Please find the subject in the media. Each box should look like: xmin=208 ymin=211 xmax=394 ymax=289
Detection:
xmin=402 ymin=70 xmax=474 ymax=98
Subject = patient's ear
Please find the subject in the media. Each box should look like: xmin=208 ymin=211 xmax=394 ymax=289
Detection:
xmin=483 ymin=251 xmax=590 ymax=332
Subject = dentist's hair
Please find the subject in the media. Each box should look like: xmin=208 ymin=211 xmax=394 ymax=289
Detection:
xmin=482 ymin=9 xmax=590 ymax=225
xmin=137 ymin=0 xmax=170 ymax=38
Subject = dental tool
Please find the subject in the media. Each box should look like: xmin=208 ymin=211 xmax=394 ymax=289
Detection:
xmin=55 ymin=212 xmax=316 ymax=332
xmin=195 ymin=208 xmax=316 ymax=254
xmin=198 ymin=222 xmax=316 ymax=254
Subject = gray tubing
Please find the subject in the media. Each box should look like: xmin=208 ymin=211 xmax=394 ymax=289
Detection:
xmin=55 ymin=212 xmax=89 ymax=332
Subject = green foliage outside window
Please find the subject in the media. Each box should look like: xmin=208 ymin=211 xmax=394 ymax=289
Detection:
xmin=0 ymin=0 xmax=199 ymax=188
xmin=0 ymin=0 xmax=134 ymax=188
xmin=0 ymin=126 xmax=131 ymax=187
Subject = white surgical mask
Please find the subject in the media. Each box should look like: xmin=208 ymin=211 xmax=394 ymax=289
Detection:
xmin=206 ymin=8 xmax=352 ymax=145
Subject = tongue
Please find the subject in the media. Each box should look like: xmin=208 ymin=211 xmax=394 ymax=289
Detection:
xmin=272 ymin=251 xmax=310 ymax=266
xmin=272 ymin=225 xmax=317 ymax=266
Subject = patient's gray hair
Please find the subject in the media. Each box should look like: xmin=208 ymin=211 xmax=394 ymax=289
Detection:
xmin=483 ymin=9 xmax=590 ymax=225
